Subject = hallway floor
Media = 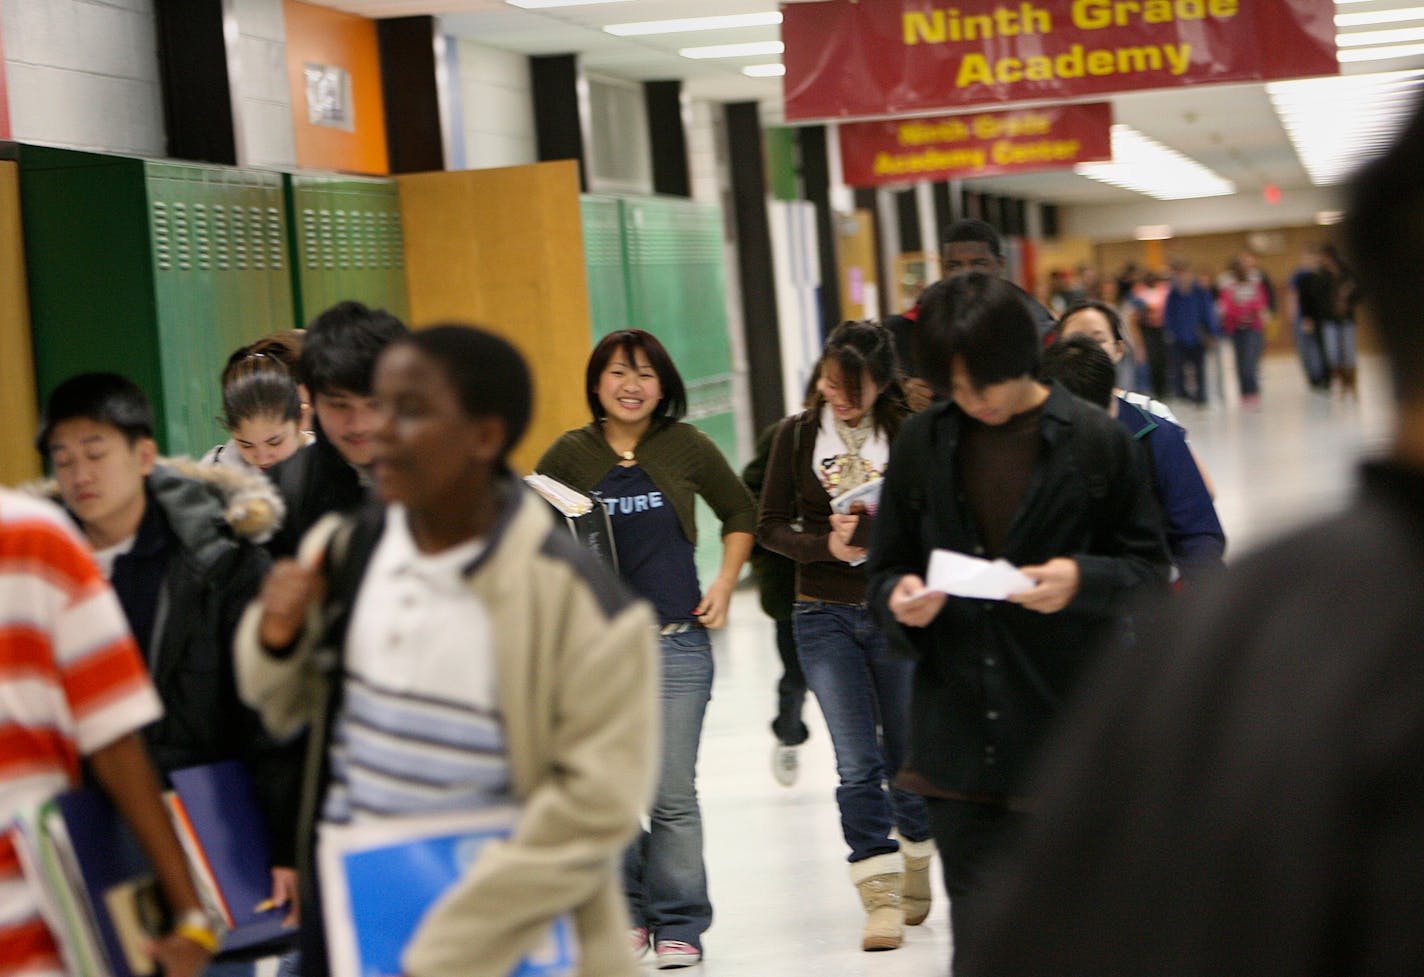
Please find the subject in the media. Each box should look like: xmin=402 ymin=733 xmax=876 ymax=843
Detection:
xmin=688 ymin=352 xmax=1393 ymax=975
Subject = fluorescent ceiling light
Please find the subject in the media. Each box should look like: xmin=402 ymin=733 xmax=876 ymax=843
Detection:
xmin=1339 ymin=40 xmax=1424 ymax=60
xmin=1135 ymin=225 xmax=1173 ymax=240
xmin=680 ymin=40 xmax=784 ymax=59
xmin=1074 ymin=125 xmax=1236 ymax=200
xmin=742 ymin=63 xmax=786 ymax=77
xmin=1337 ymin=7 xmax=1424 ymax=27
xmin=1315 ymin=211 xmax=1345 ymax=225
xmin=605 ymin=12 xmax=782 ymax=36
xmin=1267 ymin=69 xmax=1424 ymax=184
xmin=1337 ymin=25 xmax=1424 ymax=45
xmin=507 ymin=0 xmax=632 ymax=7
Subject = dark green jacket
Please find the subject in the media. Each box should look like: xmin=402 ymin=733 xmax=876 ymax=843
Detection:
xmin=536 ymin=420 xmax=756 ymax=546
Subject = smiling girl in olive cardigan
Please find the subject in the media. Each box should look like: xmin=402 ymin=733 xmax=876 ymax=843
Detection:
xmin=537 ymin=329 xmax=754 ymax=968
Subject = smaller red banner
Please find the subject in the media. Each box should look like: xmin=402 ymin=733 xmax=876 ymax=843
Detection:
xmin=839 ymin=102 xmax=1113 ymax=187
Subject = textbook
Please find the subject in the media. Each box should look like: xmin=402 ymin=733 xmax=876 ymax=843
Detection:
xmin=524 ymin=472 xmax=619 ymax=573
xmin=11 ymin=801 xmax=111 ymax=977
xmin=318 ymin=806 xmax=576 ymax=977
xmin=167 ymin=761 xmax=293 ymax=951
xmin=829 ymin=477 xmax=884 ymax=516
xmin=13 ymin=769 xmax=294 ymax=977
xmin=44 ymin=788 xmax=162 ymax=977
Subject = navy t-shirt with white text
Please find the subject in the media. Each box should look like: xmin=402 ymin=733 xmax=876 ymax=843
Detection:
xmin=595 ymin=464 xmax=701 ymax=625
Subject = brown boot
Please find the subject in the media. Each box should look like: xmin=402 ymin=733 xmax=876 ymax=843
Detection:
xmin=851 ymin=853 xmax=904 ymax=951
xmin=898 ymin=836 xmax=935 ymax=926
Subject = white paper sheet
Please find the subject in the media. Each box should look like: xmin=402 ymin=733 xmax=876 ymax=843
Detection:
xmin=924 ymin=549 xmax=1036 ymax=601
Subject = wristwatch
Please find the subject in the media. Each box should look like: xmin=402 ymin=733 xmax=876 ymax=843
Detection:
xmin=173 ymin=909 xmax=220 ymax=953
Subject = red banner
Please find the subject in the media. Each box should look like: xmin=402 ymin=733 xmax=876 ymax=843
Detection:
xmin=784 ymin=0 xmax=1337 ymax=122
xmin=840 ymin=102 xmax=1112 ymax=185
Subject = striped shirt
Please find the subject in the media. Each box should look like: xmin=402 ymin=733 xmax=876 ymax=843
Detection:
xmin=322 ymin=506 xmax=510 ymax=824
xmin=0 ymin=489 xmax=162 ymax=977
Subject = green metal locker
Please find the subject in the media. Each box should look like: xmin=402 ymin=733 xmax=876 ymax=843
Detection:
xmin=20 ymin=146 xmax=293 ymax=458
xmin=285 ymin=174 xmax=409 ymax=326
xmin=580 ymin=195 xmax=631 ymax=336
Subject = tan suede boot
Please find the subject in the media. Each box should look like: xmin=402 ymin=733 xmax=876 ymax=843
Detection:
xmin=898 ymin=836 xmax=935 ymax=926
xmin=850 ymin=853 xmax=904 ymax=951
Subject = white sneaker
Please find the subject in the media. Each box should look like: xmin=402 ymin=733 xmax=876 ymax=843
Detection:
xmin=772 ymin=743 xmax=799 ymax=787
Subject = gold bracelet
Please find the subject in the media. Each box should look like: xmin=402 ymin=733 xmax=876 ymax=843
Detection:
xmin=174 ymin=921 xmax=220 ymax=953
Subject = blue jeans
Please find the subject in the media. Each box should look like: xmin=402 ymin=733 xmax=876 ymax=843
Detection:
xmin=1232 ymin=328 xmax=1263 ymax=398
xmin=1170 ymin=342 xmax=1207 ymax=403
xmin=1294 ymin=319 xmax=1327 ymax=386
xmin=623 ymin=628 xmax=713 ymax=947
xmin=793 ymin=601 xmax=930 ymax=862
xmin=1322 ymin=319 xmax=1357 ymax=371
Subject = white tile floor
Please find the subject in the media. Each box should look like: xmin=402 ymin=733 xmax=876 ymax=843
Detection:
xmin=687 ymin=352 xmax=1394 ymax=975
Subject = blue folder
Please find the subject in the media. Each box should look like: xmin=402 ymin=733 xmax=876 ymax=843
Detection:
xmin=319 ymin=808 xmax=576 ymax=977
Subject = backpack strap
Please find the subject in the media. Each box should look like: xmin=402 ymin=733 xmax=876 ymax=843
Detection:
xmin=293 ymin=502 xmax=386 ymax=892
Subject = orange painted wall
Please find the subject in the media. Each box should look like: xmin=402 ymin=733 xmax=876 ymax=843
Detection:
xmin=284 ymin=0 xmax=388 ymax=175
xmin=0 ymin=18 xmax=11 ymax=139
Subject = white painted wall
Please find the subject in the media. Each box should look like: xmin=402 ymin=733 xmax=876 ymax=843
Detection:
xmin=1061 ymin=185 xmax=1345 ymax=241
xmin=454 ymin=39 xmax=535 ymax=170
xmin=686 ymin=98 xmax=720 ymax=207
xmin=0 ymin=0 xmax=165 ymax=156
xmin=229 ymin=0 xmax=295 ymax=169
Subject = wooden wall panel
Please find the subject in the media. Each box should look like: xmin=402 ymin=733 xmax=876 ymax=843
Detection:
xmin=397 ymin=160 xmax=593 ymax=473
xmin=0 ymin=161 xmax=40 ymax=484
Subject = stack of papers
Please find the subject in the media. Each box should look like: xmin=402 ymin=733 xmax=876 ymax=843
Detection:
xmin=923 ymin=549 xmax=1035 ymax=601
xmin=524 ymin=474 xmax=596 ymax=517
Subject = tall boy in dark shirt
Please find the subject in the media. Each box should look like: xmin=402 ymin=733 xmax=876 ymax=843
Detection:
xmin=867 ymin=273 xmax=1169 ymax=969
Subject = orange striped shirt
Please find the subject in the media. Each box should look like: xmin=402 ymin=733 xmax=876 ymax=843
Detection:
xmin=0 ymin=490 xmax=162 ymax=977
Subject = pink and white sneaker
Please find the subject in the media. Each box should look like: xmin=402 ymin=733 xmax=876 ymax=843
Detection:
xmin=630 ymin=926 xmax=650 ymax=959
xmin=655 ymin=940 xmax=702 ymax=969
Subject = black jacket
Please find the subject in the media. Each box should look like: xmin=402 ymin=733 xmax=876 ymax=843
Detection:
xmin=94 ymin=461 xmax=303 ymax=865
xmin=867 ymin=384 xmax=1169 ymax=795
xmin=965 ymin=461 xmax=1424 ymax=977
xmin=743 ymin=422 xmax=797 ymax=621
xmin=265 ymin=433 xmax=368 ymax=558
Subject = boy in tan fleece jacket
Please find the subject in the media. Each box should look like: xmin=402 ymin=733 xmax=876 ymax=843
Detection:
xmin=235 ymin=325 xmax=658 ymax=977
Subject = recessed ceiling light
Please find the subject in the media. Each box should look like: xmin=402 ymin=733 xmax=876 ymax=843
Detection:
xmin=680 ymin=40 xmax=785 ymax=59
xmin=605 ymin=12 xmax=782 ymax=36
xmin=1338 ymin=40 xmax=1424 ymax=61
xmin=1268 ymin=69 xmax=1424 ymax=184
xmin=507 ymin=0 xmax=633 ymax=8
xmin=1074 ymin=125 xmax=1236 ymax=200
xmin=742 ymin=63 xmax=786 ymax=77
xmin=1337 ymin=25 xmax=1424 ymax=46
xmin=1336 ymin=7 xmax=1424 ymax=28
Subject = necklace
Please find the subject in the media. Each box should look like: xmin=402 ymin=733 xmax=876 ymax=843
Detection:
xmin=602 ymin=419 xmax=639 ymax=462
